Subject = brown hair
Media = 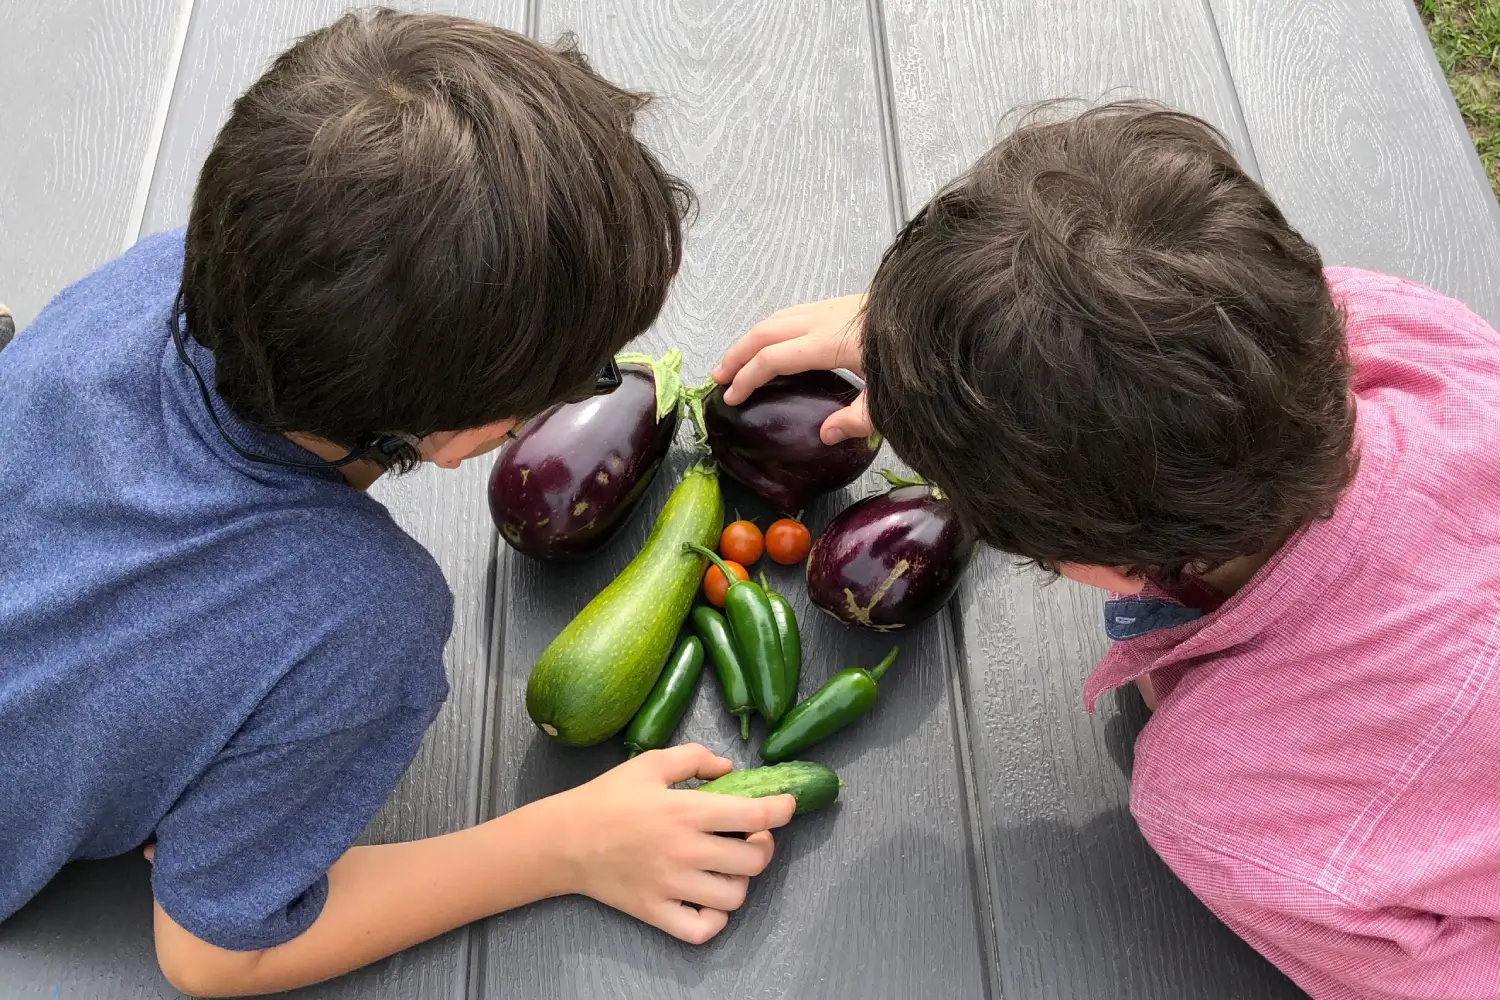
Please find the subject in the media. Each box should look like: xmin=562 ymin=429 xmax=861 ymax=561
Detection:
xmin=863 ymin=101 xmax=1356 ymax=580
xmin=183 ymin=8 xmax=691 ymax=468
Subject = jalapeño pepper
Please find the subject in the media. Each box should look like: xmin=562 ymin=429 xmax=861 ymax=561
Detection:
xmin=688 ymin=544 xmax=789 ymax=724
xmin=760 ymin=573 xmax=801 ymax=703
xmin=690 ymin=605 xmax=754 ymax=739
xmin=759 ymin=645 xmax=899 ymax=763
xmin=623 ymin=634 xmax=704 ymax=756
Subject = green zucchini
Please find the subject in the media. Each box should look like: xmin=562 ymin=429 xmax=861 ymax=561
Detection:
xmin=696 ymin=761 xmax=843 ymax=815
xmin=527 ymin=462 xmax=723 ymax=746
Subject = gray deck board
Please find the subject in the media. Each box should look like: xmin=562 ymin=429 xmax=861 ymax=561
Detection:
xmin=476 ymin=3 xmax=988 ymax=998
xmin=0 ymin=0 xmax=182 ymax=328
xmin=1207 ymin=0 xmax=1500 ymax=323
xmin=879 ymin=1 xmax=1307 ymax=996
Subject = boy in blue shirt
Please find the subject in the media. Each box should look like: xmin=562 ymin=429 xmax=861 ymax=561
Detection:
xmin=0 ymin=11 xmax=791 ymax=996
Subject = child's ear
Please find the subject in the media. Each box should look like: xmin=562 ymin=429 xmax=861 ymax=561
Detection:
xmin=423 ymin=420 xmax=518 ymax=469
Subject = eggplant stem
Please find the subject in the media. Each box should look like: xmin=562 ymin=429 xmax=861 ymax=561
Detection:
xmin=868 ymin=645 xmax=900 ymax=683
xmin=877 ymin=468 xmax=928 ymax=489
xmin=682 ymin=377 xmax=717 ymax=454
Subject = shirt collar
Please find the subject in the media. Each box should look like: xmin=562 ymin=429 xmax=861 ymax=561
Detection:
xmin=1082 ymin=401 xmax=1394 ymax=710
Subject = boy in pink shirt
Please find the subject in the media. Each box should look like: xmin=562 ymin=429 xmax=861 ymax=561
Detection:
xmin=715 ymin=102 xmax=1500 ymax=999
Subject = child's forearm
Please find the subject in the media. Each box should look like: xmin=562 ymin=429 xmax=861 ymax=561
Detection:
xmin=153 ymin=796 xmax=575 ymax=997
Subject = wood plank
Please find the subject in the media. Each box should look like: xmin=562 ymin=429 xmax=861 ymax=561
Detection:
xmin=880 ymin=1 xmax=1308 ymax=996
xmin=476 ymin=3 xmax=990 ymax=998
xmin=0 ymin=5 xmax=520 ymax=1000
xmin=0 ymin=0 xmax=183 ymax=328
xmin=1206 ymin=0 xmax=1500 ymax=323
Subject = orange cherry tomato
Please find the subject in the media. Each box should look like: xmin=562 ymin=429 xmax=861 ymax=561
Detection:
xmin=719 ymin=520 xmax=764 ymax=566
xmin=765 ymin=518 xmax=812 ymax=565
xmin=703 ymin=559 xmax=750 ymax=607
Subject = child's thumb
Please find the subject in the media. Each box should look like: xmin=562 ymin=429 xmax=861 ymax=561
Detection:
xmin=820 ymin=392 xmax=872 ymax=445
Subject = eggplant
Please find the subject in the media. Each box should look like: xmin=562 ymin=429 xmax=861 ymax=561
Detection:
xmin=488 ymin=350 xmax=682 ymax=562
xmin=686 ymin=371 xmax=881 ymax=513
xmin=806 ymin=471 xmax=977 ymax=630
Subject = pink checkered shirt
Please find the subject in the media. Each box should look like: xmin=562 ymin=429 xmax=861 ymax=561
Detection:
xmin=1084 ymin=268 xmax=1500 ymax=1000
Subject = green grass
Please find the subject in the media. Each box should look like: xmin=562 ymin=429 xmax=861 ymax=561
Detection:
xmin=1418 ymin=0 xmax=1500 ymax=194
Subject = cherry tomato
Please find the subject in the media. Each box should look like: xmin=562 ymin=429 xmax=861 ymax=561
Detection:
xmin=719 ymin=520 xmax=764 ymax=566
xmin=765 ymin=518 xmax=812 ymax=565
xmin=703 ymin=559 xmax=750 ymax=607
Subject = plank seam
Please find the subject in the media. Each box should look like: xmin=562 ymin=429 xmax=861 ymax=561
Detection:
xmin=1198 ymin=0 xmax=1264 ymax=182
xmin=122 ymin=0 xmax=196 ymax=250
xmin=866 ymin=0 xmax=910 ymax=229
xmin=942 ymin=594 xmax=1002 ymax=1000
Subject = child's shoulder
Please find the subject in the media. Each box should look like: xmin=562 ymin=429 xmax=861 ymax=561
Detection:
xmin=1325 ymin=265 xmax=1500 ymax=353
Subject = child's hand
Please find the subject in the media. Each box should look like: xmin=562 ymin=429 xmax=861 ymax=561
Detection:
xmin=549 ymin=744 xmax=795 ymax=944
xmin=712 ymin=294 xmax=871 ymax=445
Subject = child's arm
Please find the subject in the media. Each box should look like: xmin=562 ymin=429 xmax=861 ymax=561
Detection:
xmin=152 ymin=745 xmax=793 ymax=998
xmin=713 ymin=294 xmax=871 ymax=443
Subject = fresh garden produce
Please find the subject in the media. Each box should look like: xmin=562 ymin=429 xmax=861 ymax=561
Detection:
xmin=527 ymin=462 xmax=723 ymax=746
xmin=760 ymin=573 xmax=801 ymax=704
xmin=623 ymin=634 xmax=704 ymax=756
xmin=719 ymin=519 xmax=764 ymax=565
xmin=760 ymin=646 xmax=898 ymax=764
xmin=687 ymin=371 xmax=881 ymax=512
xmin=489 ymin=350 xmax=682 ymax=562
xmin=702 ymin=558 xmax=749 ymax=608
xmin=690 ymin=605 xmax=755 ymax=739
xmin=765 ymin=517 xmax=812 ymax=565
xmin=806 ymin=471 xmax=976 ymax=630
xmin=689 ymin=545 xmax=790 ymax=724
xmin=696 ymin=761 xmax=842 ymax=815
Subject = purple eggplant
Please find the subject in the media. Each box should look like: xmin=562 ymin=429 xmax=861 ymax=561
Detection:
xmin=806 ymin=471 xmax=977 ymax=630
xmin=488 ymin=350 xmax=682 ymax=562
xmin=687 ymin=370 xmax=881 ymax=513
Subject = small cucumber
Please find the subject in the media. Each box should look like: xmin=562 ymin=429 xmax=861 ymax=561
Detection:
xmin=527 ymin=463 xmax=723 ymax=746
xmin=696 ymin=761 xmax=842 ymax=815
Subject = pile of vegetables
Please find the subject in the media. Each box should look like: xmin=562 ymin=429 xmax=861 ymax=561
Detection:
xmin=492 ymin=351 xmax=979 ymax=817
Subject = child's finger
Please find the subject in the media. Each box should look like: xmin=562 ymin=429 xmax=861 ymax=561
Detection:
xmin=653 ymin=902 xmax=730 ymax=945
xmin=683 ymin=789 xmax=796 ymax=832
xmin=641 ymin=743 xmax=732 ymax=783
xmin=724 ymin=336 xmax=844 ymax=405
xmin=687 ymin=830 xmax=775 ymax=876
xmin=712 ymin=321 xmax=810 ymax=385
xmin=819 ymin=392 xmax=872 ymax=445
xmin=675 ymin=871 xmax=750 ymax=912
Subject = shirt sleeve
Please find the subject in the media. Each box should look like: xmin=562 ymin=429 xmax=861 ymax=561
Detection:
xmin=150 ymin=702 xmax=439 ymax=951
xmin=1138 ymin=810 xmax=1500 ymax=1000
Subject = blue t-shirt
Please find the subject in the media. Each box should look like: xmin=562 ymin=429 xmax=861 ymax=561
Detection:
xmin=0 ymin=231 xmax=453 ymax=950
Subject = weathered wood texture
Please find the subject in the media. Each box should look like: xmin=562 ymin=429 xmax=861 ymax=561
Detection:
xmin=1207 ymin=0 xmax=1500 ymax=323
xmin=879 ymin=1 xmax=1307 ymax=996
xmin=476 ymin=3 xmax=989 ymax=999
xmin=0 ymin=0 xmax=183 ymax=328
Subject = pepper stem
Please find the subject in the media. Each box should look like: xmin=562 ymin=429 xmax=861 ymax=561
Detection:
xmin=740 ymin=714 xmax=750 ymax=740
xmin=868 ymin=645 xmax=900 ymax=683
xmin=686 ymin=543 xmax=743 ymax=587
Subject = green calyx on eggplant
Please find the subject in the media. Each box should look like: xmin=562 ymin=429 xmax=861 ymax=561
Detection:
xmin=682 ymin=370 xmax=882 ymax=513
xmin=488 ymin=349 xmax=683 ymax=562
xmin=806 ymin=469 xmax=977 ymax=631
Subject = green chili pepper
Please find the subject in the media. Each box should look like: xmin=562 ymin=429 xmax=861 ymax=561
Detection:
xmin=690 ymin=605 xmax=754 ymax=739
xmin=760 ymin=573 xmax=801 ymax=704
xmin=759 ymin=645 xmax=899 ymax=763
xmin=623 ymin=634 xmax=704 ymax=756
xmin=688 ymin=544 xmax=789 ymax=724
